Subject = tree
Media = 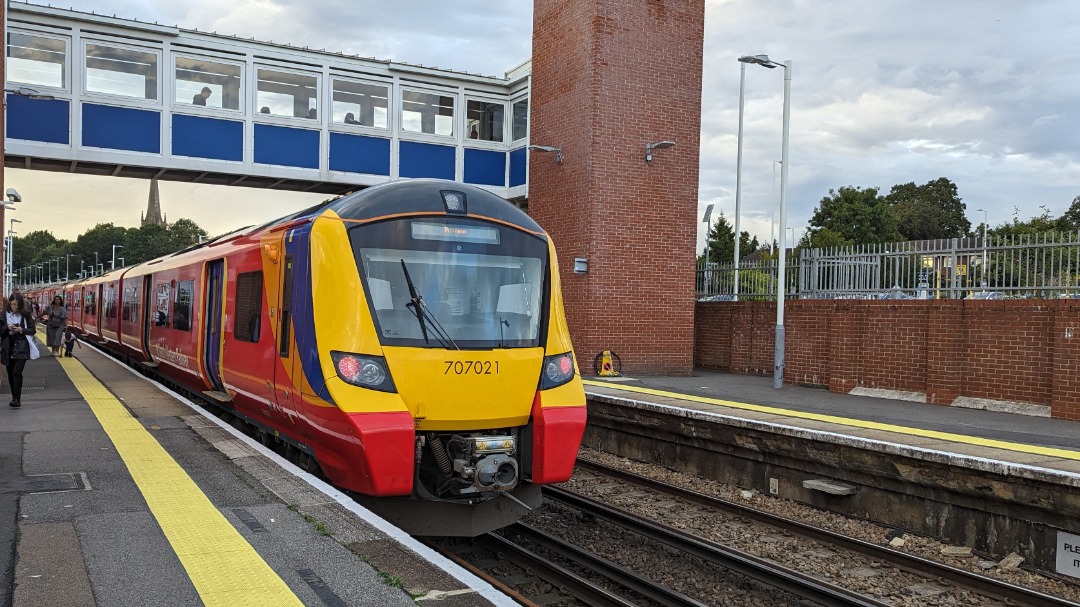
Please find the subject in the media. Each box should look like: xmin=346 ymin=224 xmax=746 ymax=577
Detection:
xmin=123 ymin=223 xmax=170 ymax=265
xmin=12 ymin=230 xmax=62 ymax=271
xmin=1059 ymin=195 xmax=1080 ymax=231
xmin=701 ymin=212 xmax=761 ymax=265
xmin=167 ymin=218 xmax=208 ymax=250
xmin=71 ymin=223 xmax=129 ymax=275
xmin=800 ymin=227 xmax=852 ymax=249
xmin=885 ymin=178 xmax=970 ymax=240
xmin=807 ymin=186 xmax=900 ymax=245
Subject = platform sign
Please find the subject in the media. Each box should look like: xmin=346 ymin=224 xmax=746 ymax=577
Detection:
xmin=1057 ymin=531 xmax=1080 ymax=578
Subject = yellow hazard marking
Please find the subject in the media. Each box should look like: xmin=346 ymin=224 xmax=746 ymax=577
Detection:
xmin=59 ymin=358 xmax=304 ymax=607
xmin=583 ymin=380 xmax=1080 ymax=461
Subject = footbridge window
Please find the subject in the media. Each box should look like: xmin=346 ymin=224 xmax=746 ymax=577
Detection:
xmin=256 ymin=67 xmax=318 ymax=119
xmin=6 ymin=31 xmax=68 ymax=90
xmin=175 ymin=56 xmax=242 ymax=110
xmin=511 ymin=98 xmax=528 ymax=142
xmin=84 ymin=42 xmax=158 ymax=100
xmin=331 ymin=78 xmax=388 ymax=128
xmin=466 ymin=99 xmax=504 ymax=142
xmin=401 ymin=89 xmax=455 ymax=137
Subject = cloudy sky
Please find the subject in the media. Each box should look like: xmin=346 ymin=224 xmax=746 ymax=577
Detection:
xmin=6 ymin=0 xmax=1080 ymax=253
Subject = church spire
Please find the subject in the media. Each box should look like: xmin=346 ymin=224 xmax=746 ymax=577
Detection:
xmin=142 ymin=178 xmax=166 ymax=228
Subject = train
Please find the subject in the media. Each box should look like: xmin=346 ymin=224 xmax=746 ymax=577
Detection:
xmin=24 ymin=179 xmax=587 ymax=536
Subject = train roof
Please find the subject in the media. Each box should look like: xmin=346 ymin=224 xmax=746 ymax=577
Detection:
xmin=327 ymin=180 xmax=544 ymax=235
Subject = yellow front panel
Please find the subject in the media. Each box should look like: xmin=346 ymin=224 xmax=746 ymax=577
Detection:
xmin=383 ymin=346 xmax=543 ymax=430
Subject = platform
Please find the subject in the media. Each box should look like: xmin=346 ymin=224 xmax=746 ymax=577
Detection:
xmin=583 ymin=370 xmax=1080 ymax=576
xmin=583 ymin=371 xmax=1080 ymax=471
xmin=0 ymin=343 xmax=514 ymax=607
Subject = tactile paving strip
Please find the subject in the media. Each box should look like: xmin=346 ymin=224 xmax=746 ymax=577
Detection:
xmin=583 ymin=380 xmax=1080 ymax=461
xmin=59 ymin=358 xmax=304 ymax=607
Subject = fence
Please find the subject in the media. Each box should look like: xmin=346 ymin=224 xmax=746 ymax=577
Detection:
xmin=697 ymin=231 xmax=1080 ymax=300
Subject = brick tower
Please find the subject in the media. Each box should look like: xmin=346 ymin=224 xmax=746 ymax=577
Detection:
xmin=529 ymin=0 xmax=705 ymax=375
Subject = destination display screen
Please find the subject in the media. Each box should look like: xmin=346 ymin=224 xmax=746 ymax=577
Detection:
xmin=412 ymin=221 xmax=500 ymax=245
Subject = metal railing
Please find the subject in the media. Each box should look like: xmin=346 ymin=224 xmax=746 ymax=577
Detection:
xmin=697 ymin=231 xmax=1080 ymax=300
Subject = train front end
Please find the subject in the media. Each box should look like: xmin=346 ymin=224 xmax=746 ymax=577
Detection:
xmin=311 ymin=180 xmax=586 ymax=535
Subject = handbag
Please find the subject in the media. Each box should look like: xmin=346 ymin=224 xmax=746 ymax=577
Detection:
xmin=26 ymin=336 xmax=40 ymax=360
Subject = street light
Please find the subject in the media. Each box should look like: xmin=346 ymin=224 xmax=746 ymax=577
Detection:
xmin=111 ymin=244 xmax=124 ymax=270
xmin=738 ymin=54 xmax=791 ymax=389
xmin=975 ymin=208 xmax=988 ymax=288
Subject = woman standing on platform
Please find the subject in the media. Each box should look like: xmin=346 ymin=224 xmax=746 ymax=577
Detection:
xmin=40 ymin=295 xmax=68 ymax=356
xmin=1 ymin=293 xmax=37 ymax=408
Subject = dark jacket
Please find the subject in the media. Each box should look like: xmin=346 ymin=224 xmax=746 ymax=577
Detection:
xmin=1 ymin=312 xmax=37 ymax=364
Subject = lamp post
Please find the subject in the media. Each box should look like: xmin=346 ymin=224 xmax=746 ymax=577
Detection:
xmin=111 ymin=244 xmax=124 ymax=270
xmin=975 ymin=208 xmax=988 ymax=288
xmin=94 ymin=252 xmax=99 ymax=276
xmin=702 ymin=204 xmax=714 ymax=294
xmin=732 ymin=60 xmax=749 ymax=300
xmin=740 ymin=54 xmax=792 ymax=389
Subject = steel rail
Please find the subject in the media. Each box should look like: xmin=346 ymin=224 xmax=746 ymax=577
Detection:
xmin=577 ymin=459 xmax=1080 ymax=607
xmin=545 ymin=486 xmax=889 ymax=607
xmin=504 ymin=523 xmax=711 ymax=607
xmin=473 ymin=532 xmax=639 ymax=607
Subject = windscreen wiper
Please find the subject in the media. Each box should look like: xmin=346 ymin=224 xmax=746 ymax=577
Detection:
xmin=400 ymin=259 xmax=459 ymax=349
xmin=400 ymin=259 xmax=430 ymax=344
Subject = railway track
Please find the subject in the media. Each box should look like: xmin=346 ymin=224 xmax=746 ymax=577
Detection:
xmin=572 ymin=459 xmax=1080 ymax=607
xmin=426 ymin=489 xmax=893 ymax=606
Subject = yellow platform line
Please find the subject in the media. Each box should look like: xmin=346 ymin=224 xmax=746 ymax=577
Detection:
xmin=58 ymin=358 xmax=304 ymax=607
xmin=583 ymin=379 xmax=1080 ymax=461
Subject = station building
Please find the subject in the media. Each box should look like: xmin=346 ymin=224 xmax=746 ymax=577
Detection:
xmin=4 ymin=0 xmax=706 ymax=375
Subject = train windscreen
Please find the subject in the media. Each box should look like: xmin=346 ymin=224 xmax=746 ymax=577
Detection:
xmin=350 ymin=217 xmax=549 ymax=349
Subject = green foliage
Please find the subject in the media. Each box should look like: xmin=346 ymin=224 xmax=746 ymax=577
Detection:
xmin=807 ymin=186 xmax=900 ymax=245
xmin=12 ymin=217 xmax=208 ymax=285
xmin=801 ymin=227 xmax=853 ymax=249
xmin=700 ymin=212 xmax=760 ymax=265
xmin=885 ymin=177 xmax=970 ymax=240
xmin=1057 ymin=196 xmax=1080 ymax=231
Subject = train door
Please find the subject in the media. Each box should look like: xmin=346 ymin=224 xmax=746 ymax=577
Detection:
xmin=202 ymin=260 xmax=226 ymax=393
xmin=141 ymin=275 xmax=153 ymax=361
xmin=272 ymin=250 xmax=306 ymax=437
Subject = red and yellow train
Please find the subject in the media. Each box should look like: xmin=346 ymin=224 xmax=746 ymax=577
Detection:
xmin=26 ymin=179 xmax=586 ymax=535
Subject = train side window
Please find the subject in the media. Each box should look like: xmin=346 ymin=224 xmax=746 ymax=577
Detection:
xmin=511 ymin=98 xmax=528 ymax=141
xmin=6 ymin=31 xmax=68 ymax=91
xmin=279 ymin=256 xmax=293 ymax=357
xmin=104 ymin=285 xmax=118 ymax=319
xmin=154 ymin=283 xmax=170 ymax=326
xmin=174 ymin=55 xmax=242 ymax=111
xmin=234 ymin=271 xmax=263 ymax=343
xmin=465 ymin=99 xmax=504 ymax=142
xmin=84 ymin=42 xmax=158 ymax=100
xmin=173 ymin=280 xmax=193 ymax=331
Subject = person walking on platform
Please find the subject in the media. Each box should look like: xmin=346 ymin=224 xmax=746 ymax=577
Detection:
xmin=40 ymin=295 xmax=68 ymax=356
xmin=2 ymin=293 xmax=37 ymax=408
xmin=63 ymin=326 xmax=81 ymax=358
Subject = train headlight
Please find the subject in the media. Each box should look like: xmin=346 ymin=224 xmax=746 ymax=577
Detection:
xmin=540 ymin=352 xmax=575 ymax=390
xmin=330 ymin=351 xmax=397 ymax=393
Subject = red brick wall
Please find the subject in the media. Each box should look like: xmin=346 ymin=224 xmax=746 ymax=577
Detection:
xmin=695 ymin=299 xmax=1080 ymax=420
xmin=531 ymin=0 xmax=704 ymax=375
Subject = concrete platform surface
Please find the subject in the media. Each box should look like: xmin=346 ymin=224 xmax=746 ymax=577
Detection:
xmin=1 ymin=344 xmax=514 ymax=607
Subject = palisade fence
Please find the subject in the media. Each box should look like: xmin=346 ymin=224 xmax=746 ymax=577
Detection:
xmin=697 ymin=232 xmax=1080 ymax=300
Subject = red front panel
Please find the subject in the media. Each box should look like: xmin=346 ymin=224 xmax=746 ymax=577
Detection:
xmin=303 ymin=407 xmax=414 ymax=496
xmin=529 ymin=395 xmax=587 ymax=484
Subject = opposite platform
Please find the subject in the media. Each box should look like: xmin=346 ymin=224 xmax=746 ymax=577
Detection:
xmin=0 ymin=343 xmax=514 ymax=607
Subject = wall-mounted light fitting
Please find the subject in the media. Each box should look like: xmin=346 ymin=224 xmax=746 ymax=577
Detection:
xmin=573 ymin=258 xmax=589 ymax=274
xmin=5 ymin=188 xmax=21 ymax=204
xmin=645 ymin=140 xmax=676 ymax=163
xmin=527 ymin=144 xmax=563 ymax=164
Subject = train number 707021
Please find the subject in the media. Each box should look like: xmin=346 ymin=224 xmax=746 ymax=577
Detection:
xmin=444 ymin=360 xmax=500 ymax=375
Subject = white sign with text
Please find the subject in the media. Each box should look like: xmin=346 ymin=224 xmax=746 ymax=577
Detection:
xmin=1057 ymin=531 xmax=1080 ymax=578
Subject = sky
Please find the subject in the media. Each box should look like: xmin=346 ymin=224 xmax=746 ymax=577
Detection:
xmin=5 ymin=0 xmax=1080 ymax=254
